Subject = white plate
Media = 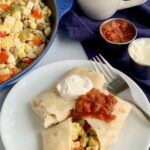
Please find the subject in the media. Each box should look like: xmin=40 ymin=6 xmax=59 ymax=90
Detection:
xmin=0 ymin=60 xmax=150 ymax=150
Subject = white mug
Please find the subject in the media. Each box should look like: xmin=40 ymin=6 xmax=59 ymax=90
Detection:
xmin=77 ymin=0 xmax=147 ymax=20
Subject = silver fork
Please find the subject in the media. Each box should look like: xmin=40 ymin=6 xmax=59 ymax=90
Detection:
xmin=91 ymin=54 xmax=150 ymax=121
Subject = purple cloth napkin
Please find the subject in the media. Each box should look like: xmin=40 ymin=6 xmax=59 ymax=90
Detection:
xmin=60 ymin=1 xmax=150 ymax=103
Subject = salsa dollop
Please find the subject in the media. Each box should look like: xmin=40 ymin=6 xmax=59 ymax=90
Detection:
xmin=72 ymin=88 xmax=117 ymax=122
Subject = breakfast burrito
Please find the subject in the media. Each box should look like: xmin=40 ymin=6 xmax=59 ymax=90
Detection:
xmin=42 ymin=87 xmax=132 ymax=150
xmin=42 ymin=117 xmax=100 ymax=150
xmin=32 ymin=67 xmax=105 ymax=128
xmin=42 ymin=93 xmax=132 ymax=150
xmin=70 ymin=88 xmax=132 ymax=150
xmin=85 ymin=97 xmax=132 ymax=150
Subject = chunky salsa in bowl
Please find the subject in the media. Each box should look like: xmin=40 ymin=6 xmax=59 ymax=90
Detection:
xmin=0 ymin=0 xmax=53 ymax=85
xmin=100 ymin=18 xmax=137 ymax=45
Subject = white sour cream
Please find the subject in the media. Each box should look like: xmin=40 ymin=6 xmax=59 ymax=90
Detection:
xmin=56 ymin=74 xmax=93 ymax=99
xmin=129 ymin=38 xmax=150 ymax=66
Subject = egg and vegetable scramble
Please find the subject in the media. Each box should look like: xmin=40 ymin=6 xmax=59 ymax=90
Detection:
xmin=0 ymin=0 xmax=52 ymax=83
xmin=72 ymin=119 xmax=100 ymax=150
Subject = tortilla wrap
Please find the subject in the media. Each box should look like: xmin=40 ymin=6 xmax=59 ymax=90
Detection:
xmin=86 ymin=96 xmax=132 ymax=150
xmin=32 ymin=67 xmax=105 ymax=128
xmin=42 ymin=118 xmax=72 ymax=150
xmin=42 ymin=97 xmax=131 ymax=150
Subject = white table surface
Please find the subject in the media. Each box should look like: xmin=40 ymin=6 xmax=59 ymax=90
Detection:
xmin=0 ymin=30 xmax=88 ymax=150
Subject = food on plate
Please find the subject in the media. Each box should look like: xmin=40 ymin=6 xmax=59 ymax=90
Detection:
xmin=100 ymin=18 xmax=136 ymax=44
xmin=42 ymin=90 xmax=132 ymax=150
xmin=42 ymin=118 xmax=100 ymax=150
xmin=32 ymin=67 xmax=132 ymax=150
xmin=72 ymin=88 xmax=117 ymax=122
xmin=56 ymin=74 xmax=93 ymax=99
xmin=128 ymin=38 xmax=150 ymax=66
xmin=32 ymin=67 xmax=105 ymax=128
xmin=72 ymin=88 xmax=132 ymax=150
xmin=0 ymin=0 xmax=52 ymax=83
xmin=42 ymin=90 xmax=131 ymax=150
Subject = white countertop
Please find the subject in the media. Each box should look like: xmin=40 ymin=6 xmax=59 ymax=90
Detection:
xmin=0 ymin=30 xmax=88 ymax=150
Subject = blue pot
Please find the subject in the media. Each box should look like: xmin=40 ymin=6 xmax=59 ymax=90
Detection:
xmin=0 ymin=0 xmax=73 ymax=90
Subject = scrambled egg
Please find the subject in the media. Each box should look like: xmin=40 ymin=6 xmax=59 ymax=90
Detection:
xmin=0 ymin=0 xmax=52 ymax=83
xmin=12 ymin=20 xmax=23 ymax=33
xmin=0 ymin=25 xmax=10 ymax=33
xmin=0 ymin=36 xmax=14 ymax=50
xmin=3 ymin=16 xmax=16 ymax=29
xmin=71 ymin=120 xmax=100 ymax=150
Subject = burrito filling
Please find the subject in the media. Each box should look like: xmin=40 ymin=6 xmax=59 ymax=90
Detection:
xmin=72 ymin=88 xmax=117 ymax=122
xmin=72 ymin=119 xmax=100 ymax=150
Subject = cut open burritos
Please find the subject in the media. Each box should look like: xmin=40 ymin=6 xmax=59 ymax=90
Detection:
xmin=42 ymin=118 xmax=100 ymax=150
xmin=32 ymin=67 xmax=105 ymax=128
xmin=42 ymin=94 xmax=132 ymax=150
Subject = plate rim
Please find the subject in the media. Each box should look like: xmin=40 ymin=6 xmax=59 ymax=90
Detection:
xmin=0 ymin=59 xmax=150 ymax=150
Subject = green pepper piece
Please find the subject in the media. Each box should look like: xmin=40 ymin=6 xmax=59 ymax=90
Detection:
xmin=19 ymin=29 xmax=30 ymax=41
xmin=10 ymin=5 xmax=21 ymax=12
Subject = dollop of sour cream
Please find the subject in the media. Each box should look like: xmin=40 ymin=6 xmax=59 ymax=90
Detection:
xmin=56 ymin=74 xmax=93 ymax=99
xmin=129 ymin=38 xmax=150 ymax=66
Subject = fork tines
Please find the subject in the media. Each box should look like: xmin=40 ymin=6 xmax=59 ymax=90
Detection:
xmin=91 ymin=54 xmax=117 ymax=83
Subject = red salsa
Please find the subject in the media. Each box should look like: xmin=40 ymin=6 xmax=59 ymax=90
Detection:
xmin=73 ymin=147 xmax=84 ymax=150
xmin=101 ymin=19 xmax=136 ymax=43
xmin=72 ymin=88 xmax=117 ymax=122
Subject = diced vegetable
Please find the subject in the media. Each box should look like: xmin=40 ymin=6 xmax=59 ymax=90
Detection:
xmin=0 ymin=74 xmax=11 ymax=83
xmin=33 ymin=36 xmax=42 ymax=46
xmin=19 ymin=30 xmax=30 ymax=41
xmin=0 ymin=50 xmax=8 ymax=64
xmin=22 ymin=57 xmax=33 ymax=64
xmin=74 ymin=147 xmax=84 ymax=150
xmin=33 ymin=8 xmax=43 ymax=19
xmin=9 ymin=5 xmax=21 ymax=12
xmin=11 ymin=67 xmax=18 ymax=76
xmin=0 ymin=4 xmax=10 ymax=11
xmin=0 ymin=31 xmax=7 ymax=38
xmin=83 ymin=122 xmax=91 ymax=132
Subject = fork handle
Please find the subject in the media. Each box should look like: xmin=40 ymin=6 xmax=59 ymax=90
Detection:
xmin=117 ymin=88 xmax=150 ymax=122
xmin=108 ymin=76 xmax=128 ymax=94
xmin=129 ymin=100 xmax=150 ymax=121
